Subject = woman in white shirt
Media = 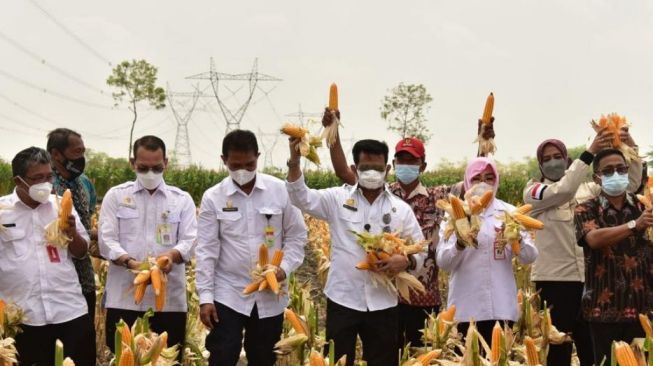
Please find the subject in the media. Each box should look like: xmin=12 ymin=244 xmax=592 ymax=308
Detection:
xmin=436 ymin=157 xmax=538 ymax=342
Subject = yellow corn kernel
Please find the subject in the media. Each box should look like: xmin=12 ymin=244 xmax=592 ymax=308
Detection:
xmin=512 ymin=213 xmax=544 ymax=230
xmin=329 ymin=83 xmax=338 ymax=111
xmin=481 ymin=92 xmax=494 ymax=125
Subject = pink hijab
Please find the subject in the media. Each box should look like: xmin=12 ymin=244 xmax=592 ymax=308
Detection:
xmin=463 ymin=157 xmax=499 ymax=191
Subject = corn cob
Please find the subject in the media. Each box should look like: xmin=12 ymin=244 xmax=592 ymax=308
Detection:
xmin=481 ymin=92 xmax=494 ymax=125
xmin=0 ymin=299 xmax=5 ymax=330
xmin=258 ymin=279 xmax=269 ymax=291
xmin=524 ymin=336 xmax=539 ymax=366
xmin=151 ymin=266 xmax=162 ymax=296
xmin=515 ymin=204 xmax=533 ymax=215
xmin=119 ymin=344 xmax=134 ymax=366
xmin=479 ymin=190 xmax=494 ymax=210
xmin=490 ymin=321 xmax=501 ymax=362
xmin=271 ymin=249 xmax=284 ymax=267
xmin=59 ymin=189 xmax=73 ymax=230
xmin=284 ymin=308 xmax=307 ymax=335
xmin=415 ymin=349 xmax=440 ymax=365
xmin=155 ymin=274 xmax=167 ymax=311
xmin=62 ymin=358 xmax=75 ymax=366
xmin=437 ymin=305 xmax=456 ymax=334
xmin=306 ymin=145 xmax=321 ymax=165
xmin=356 ymin=260 xmax=373 ymax=270
xmin=155 ymin=255 xmax=170 ymax=269
xmin=142 ymin=331 xmax=167 ymax=366
xmin=640 ymin=313 xmax=653 ymax=338
xmin=329 ymin=83 xmax=338 ymax=111
xmin=512 ymin=213 xmax=544 ymax=230
xmin=243 ymin=279 xmax=263 ymax=294
xmin=120 ymin=321 xmax=132 ymax=347
xmin=280 ymin=123 xmax=308 ymax=139
xmin=259 ymin=243 xmax=269 ymax=266
xmin=309 ymin=350 xmax=327 ymax=366
xmin=511 ymin=239 xmax=521 ymax=256
xmin=265 ymin=270 xmax=279 ymax=295
xmin=134 ymin=282 xmax=147 ymax=305
xmin=614 ymin=341 xmax=638 ymax=366
xmin=133 ymin=270 xmax=151 ymax=286
xmin=449 ymin=195 xmax=467 ymax=220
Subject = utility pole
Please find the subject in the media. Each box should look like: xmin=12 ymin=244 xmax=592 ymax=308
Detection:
xmin=167 ymin=84 xmax=200 ymax=168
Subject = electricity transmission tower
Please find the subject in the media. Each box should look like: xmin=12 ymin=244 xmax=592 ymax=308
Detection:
xmin=167 ymin=84 xmax=200 ymax=168
xmin=257 ymin=128 xmax=280 ymax=169
xmin=186 ymin=58 xmax=281 ymax=134
xmin=285 ymin=104 xmax=322 ymax=128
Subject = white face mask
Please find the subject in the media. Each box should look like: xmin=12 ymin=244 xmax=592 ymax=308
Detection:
xmin=357 ymin=169 xmax=386 ymax=189
xmin=469 ymin=182 xmax=494 ymax=197
xmin=137 ymin=171 xmax=164 ymax=190
xmin=30 ymin=182 xmax=53 ymax=204
xmin=19 ymin=177 xmax=52 ymax=204
xmin=229 ymin=169 xmax=256 ymax=186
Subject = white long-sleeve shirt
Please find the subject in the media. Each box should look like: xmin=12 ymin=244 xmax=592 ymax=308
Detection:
xmin=287 ymin=174 xmax=424 ymax=312
xmin=195 ymin=173 xmax=307 ymax=319
xmin=436 ymin=198 xmax=538 ymax=323
xmin=0 ymin=191 xmax=89 ymax=326
xmin=99 ymin=180 xmax=197 ymax=312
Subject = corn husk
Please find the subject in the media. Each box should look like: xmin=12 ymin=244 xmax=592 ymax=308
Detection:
xmin=590 ymin=113 xmax=641 ymax=162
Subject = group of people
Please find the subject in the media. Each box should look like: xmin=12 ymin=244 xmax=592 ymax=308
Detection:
xmin=0 ymin=108 xmax=651 ymax=366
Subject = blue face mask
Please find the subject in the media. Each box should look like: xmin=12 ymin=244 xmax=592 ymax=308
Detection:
xmin=395 ymin=164 xmax=420 ymax=184
xmin=601 ymin=173 xmax=629 ymax=197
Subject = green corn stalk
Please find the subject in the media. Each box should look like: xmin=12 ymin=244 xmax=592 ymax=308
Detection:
xmin=329 ymin=339 xmax=335 ymax=366
xmin=54 ymin=339 xmax=64 ymax=366
xmin=114 ymin=320 xmax=125 ymax=364
xmin=471 ymin=329 xmax=481 ymax=366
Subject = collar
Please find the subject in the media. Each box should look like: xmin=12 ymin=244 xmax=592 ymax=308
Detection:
xmin=599 ymin=193 xmax=636 ymax=210
xmin=225 ymin=173 xmax=266 ymax=196
xmin=9 ymin=189 xmax=53 ymax=210
xmin=389 ymin=181 xmax=428 ymax=199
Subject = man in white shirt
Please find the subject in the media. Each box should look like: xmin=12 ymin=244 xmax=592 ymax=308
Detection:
xmin=196 ymin=130 xmax=307 ymax=366
xmin=99 ymin=136 xmax=197 ymax=358
xmin=286 ymin=138 xmax=424 ymax=366
xmin=0 ymin=147 xmax=95 ymax=365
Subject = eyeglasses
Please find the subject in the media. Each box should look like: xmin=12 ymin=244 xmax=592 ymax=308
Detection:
xmin=23 ymin=174 xmax=54 ymax=184
xmin=471 ymin=174 xmax=496 ymax=184
xmin=598 ymin=165 xmax=629 ymax=177
xmin=135 ymin=165 xmax=165 ymax=174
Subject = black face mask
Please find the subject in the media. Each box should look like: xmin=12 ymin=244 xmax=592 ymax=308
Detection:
xmin=62 ymin=155 xmax=86 ymax=179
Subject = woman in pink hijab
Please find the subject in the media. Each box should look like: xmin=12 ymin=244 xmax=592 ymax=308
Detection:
xmin=437 ymin=157 xmax=538 ymax=343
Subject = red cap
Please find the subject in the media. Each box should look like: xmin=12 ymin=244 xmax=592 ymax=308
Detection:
xmin=395 ymin=137 xmax=425 ymax=159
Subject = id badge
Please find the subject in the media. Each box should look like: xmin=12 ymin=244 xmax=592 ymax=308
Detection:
xmin=264 ymin=225 xmax=275 ymax=247
xmin=156 ymin=224 xmax=173 ymax=246
xmin=46 ymin=245 xmax=61 ymax=263
xmin=493 ymin=239 xmax=506 ymax=260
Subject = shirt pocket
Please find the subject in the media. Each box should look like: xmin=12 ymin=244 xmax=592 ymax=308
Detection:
xmin=0 ymin=227 xmax=29 ymax=261
xmin=548 ymin=203 xmax=573 ymax=222
xmin=117 ymin=206 xmax=140 ymax=243
xmin=217 ymin=211 xmax=243 ymax=239
xmin=337 ymin=206 xmax=363 ymax=241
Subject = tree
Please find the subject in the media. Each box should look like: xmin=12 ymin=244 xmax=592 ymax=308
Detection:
xmin=380 ymin=83 xmax=433 ymax=144
xmin=107 ymin=59 xmax=166 ymax=157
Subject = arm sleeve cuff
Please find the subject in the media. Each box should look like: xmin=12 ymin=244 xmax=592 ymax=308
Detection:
xmin=199 ymin=292 xmax=214 ymax=305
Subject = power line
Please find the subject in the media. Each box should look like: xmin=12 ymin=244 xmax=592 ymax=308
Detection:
xmin=27 ymin=0 xmax=113 ymax=67
xmin=0 ymin=92 xmax=119 ymax=140
xmin=0 ymin=68 xmax=114 ymax=110
xmin=0 ymin=30 xmax=110 ymax=96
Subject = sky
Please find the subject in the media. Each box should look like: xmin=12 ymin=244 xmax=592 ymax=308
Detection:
xmin=1 ymin=0 xmax=652 ymax=170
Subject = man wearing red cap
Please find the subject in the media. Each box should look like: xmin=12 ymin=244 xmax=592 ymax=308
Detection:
xmin=321 ymin=110 xmax=450 ymax=349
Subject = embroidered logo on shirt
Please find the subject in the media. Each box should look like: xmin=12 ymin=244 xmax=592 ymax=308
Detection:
xmin=223 ymin=200 xmax=238 ymax=212
xmin=343 ymin=198 xmax=357 ymax=211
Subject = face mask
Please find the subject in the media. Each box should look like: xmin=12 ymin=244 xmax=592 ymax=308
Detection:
xmin=541 ymin=158 xmax=566 ymax=181
xmin=137 ymin=171 xmax=164 ymax=190
xmin=229 ymin=169 xmax=256 ymax=186
xmin=469 ymin=182 xmax=494 ymax=197
xmin=19 ymin=177 xmax=52 ymax=204
xmin=357 ymin=169 xmax=386 ymax=189
xmin=62 ymin=155 xmax=86 ymax=179
xmin=395 ymin=164 xmax=420 ymax=184
xmin=601 ymin=173 xmax=629 ymax=197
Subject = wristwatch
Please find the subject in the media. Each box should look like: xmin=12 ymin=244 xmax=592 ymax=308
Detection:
xmin=627 ymin=220 xmax=637 ymax=232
